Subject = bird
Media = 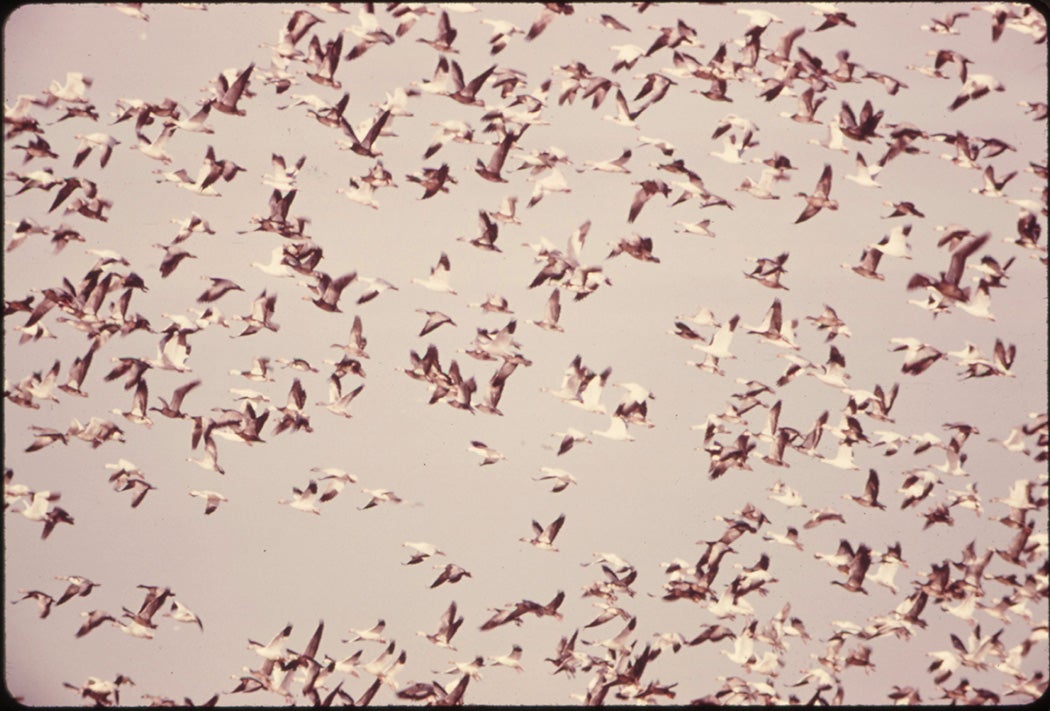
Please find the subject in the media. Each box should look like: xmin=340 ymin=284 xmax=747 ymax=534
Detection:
xmin=211 ymin=63 xmax=255 ymax=115
xmin=189 ymin=490 xmax=227 ymax=515
xmin=794 ymin=164 xmax=837 ymax=223
xmin=248 ymin=623 xmax=294 ymax=660
xmin=12 ymin=589 xmax=55 ymax=618
xmin=430 ymin=563 xmax=472 ymax=588
xmin=907 ymin=232 xmax=990 ymax=302
xmin=403 ymin=541 xmax=446 ymax=565
xmin=412 ymin=252 xmax=456 ymax=294
xmin=949 ymin=72 xmax=1005 ymax=111
xmin=844 ymin=469 xmax=887 ymax=509
xmin=359 ymin=488 xmax=403 ymax=510
xmin=831 ymin=544 xmax=872 ymax=594
xmin=466 ymin=440 xmax=505 ymax=466
xmin=533 ymin=467 xmax=577 ymax=492
xmin=344 ymin=619 xmax=387 ymax=644
xmin=520 ymin=513 xmax=566 ymax=551
xmin=163 ymin=599 xmax=204 ymax=631
xmin=418 ymin=600 xmax=464 ymax=649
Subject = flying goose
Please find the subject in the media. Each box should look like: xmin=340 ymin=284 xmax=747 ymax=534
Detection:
xmin=907 ymin=231 xmax=990 ymax=302
xmin=187 ymin=489 xmax=227 ymax=515
xmin=210 ymin=63 xmax=255 ymax=116
xmin=278 ymin=480 xmax=322 ymax=515
xmin=163 ymin=599 xmax=204 ymax=631
xmin=844 ymin=152 xmax=884 ymax=188
xmin=412 ymin=252 xmax=456 ymax=294
xmin=359 ymin=488 xmax=403 ymax=510
xmin=971 ymin=165 xmax=1016 ymax=198
xmin=248 ymin=623 xmax=293 ymax=660
xmin=72 ymin=132 xmax=120 ymax=169
xmin=794 ymin=164 xmax=837 ymax=223
xmin=466 ymin=440 xmax=504 ymax=466
xmin=430 ymin=563 xmax=472 ymax=588
xmin=486 ymin=644 xmax=524 ymax=672
xmin=521 ymin=513 xmax=566 ymax=551
xmin=533 ymin=467 xmax=577 ymax=492
xmin=949 ymin=72 xmax=1005 ymax=111
xmin=418 ymin=600 xmax=464 ymax=649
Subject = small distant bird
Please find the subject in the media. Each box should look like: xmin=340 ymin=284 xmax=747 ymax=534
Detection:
xmin=795 ymin=164 xmax=837 ymax=223
xmin=520 ymin=513 xmax=566 ymax=551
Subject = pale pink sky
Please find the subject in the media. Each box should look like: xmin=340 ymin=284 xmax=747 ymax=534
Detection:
xmin=4 ymin=2 xmax=1048 ymax=707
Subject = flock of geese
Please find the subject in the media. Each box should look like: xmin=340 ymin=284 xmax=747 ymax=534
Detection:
xmin=4 ymin=1 xmax=1049 ymax=707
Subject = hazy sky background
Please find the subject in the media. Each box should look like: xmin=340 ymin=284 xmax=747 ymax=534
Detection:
xmin=4 ymin=2 xmax=1048 ymax=706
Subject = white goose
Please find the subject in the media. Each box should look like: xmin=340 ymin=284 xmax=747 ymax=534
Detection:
xmin=412 ymin=252 xmax=457 ymax=294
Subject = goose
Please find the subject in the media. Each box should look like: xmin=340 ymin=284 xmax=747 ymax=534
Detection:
xmin=521 ymin=513 xmax=566 ymax=551
xmin=74 ymin=609 xmax=116 ymax=639
xmin=571 ymin=366 xmax=611 ymax=414
xmin=109 ymin=380 xmax=153 ymax=428
xmin=907 ymin=231 xmax=989 ymax=302
xmin=412 ymin=252 xmax=456 ymax=294
xmin=533 ymin=467 xmax=577 ymax=492
xmin=153 ymin=168 xmax=221 ymax=196
xmin=397 ymin=541 xmax=446 ymax=568
xmin=526 ymin=167 xmax=571 ymax=208
xmin=674 ymin=219 xmax=716 ymax=237
xmin=248 ymin=623 xmax=293 ymax=660
xmin=152 ymin=241 xmax=197 ymax=279
xmin=131 ymin=123 xmax=176 ymax=164
xmin=737 ymin=168 xmax=780 ymax=200
xmin=417 ymin=308 xmax=456 ymax=337
xmin=763 ymin=526 xmax=804 ymax=551
xmin=577 ymin=147 xmax=632 ymax=174
xmin=830 ymin=543 xmax=871 ymax=594
xmin=768 ymin=479 xmax=806 ymax=508
xmin=186 ymin=430 xmax=224 ymax=475
xmin=165 ymin=100 xmax=215 ymax=134
xmin=743 ymin=298 xmax=799 ymax=350
xmin=418 ymin=600 xmax=463 ymax=650
xmin=302 ymin=271 xmax=357 ymax=312
xmin=807 ymin=117 xmax=849 ymax=153
xmin=359 ymin=488 xmax=403 ymax=510
xmin=163 ymin=599 xmax=204 ymax=631
xmin=344 ymin=619 xmax=387 ymax=644
xmin=13 ymin=589 xmax=54 ymax=618
xmin=794 ymin=163 xmax=838 ymax=223
xmin=816 ymin=439 xmax=858 ymax=470
xmin=211 ymin=63 xmax=255 ymax=116
xmin=229 ymin=356 xmax=274 ymax=383
xmin=705 ymin=586 xmax=755 ymax=620
xmin=466 ymin=440 xmax=504 ymax=466
xmin=790 ymin=494 xmax=841 ymax=524
xmin=188 ymin=490 xmax=227 ymax=515
xmin=231 ymin=291 xmax=280 ymax=337
xmin=486 ymin=644 xmax=524 ymax=672
xmin=63 ymin=675 xmax=136 ymax=707
xmin=303 ymin=33 xmax=343 ymax=88
xmin=709 ymin=135 xmax=750 ymax=165
xmin=841 ymin=469 xmax=886 ymax=510
xmin=44 ymin=71 xmax=93 ymax=103
xmin=971 ymin=165 xmax=1016 ymax=198
xmin=583 ymin=616 xmax=637 ymax=655
xmin=844 ymin=152 xmax=884 ymax=188
xmin=692 ymin=314 xmax=739 ymax=360
xmin=278 ymin=480 xmax=322 ymax=515
xmin=949 ymin=72 xmax=1005 ymax=111
xmin=922 ymin=10 xmax=970 ymax=33
xmin=337 ymin=109 xmax=391 ymax=159
xmin=584 ymin=601 xmax=632 ymax=629
xmin=72 ymin=133 xmax=120 ymax=169
xmin=430 ymin=563 xmax=472 ymax=588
